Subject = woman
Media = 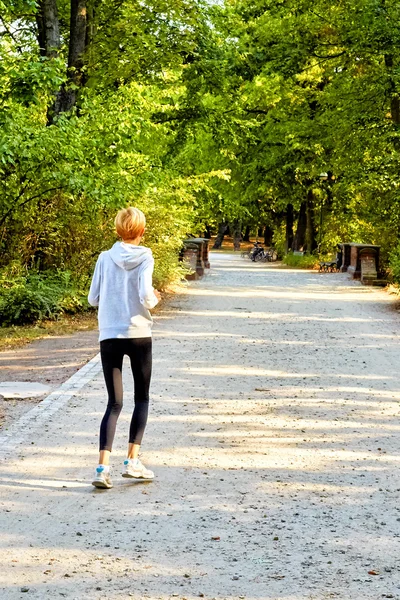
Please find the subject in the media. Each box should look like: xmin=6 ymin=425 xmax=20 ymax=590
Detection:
xmin=88 ymin=207 xmax=160 ymax=489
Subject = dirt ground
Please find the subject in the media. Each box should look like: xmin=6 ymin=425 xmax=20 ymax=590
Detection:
xmin=0 ymin=330 xmax=98 ymax=427
xmin=2 ymin=252 xmax=400 ymax=599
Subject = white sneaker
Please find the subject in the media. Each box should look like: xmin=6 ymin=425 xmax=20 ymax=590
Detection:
xmin=92 ymin=465 xmax=113 ymax=489
xmin=122 ymin=458 xmax=154 ymax=480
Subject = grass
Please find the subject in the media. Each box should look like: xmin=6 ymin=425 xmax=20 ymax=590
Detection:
xmin=0 ymin=312 xmax=98 ymax=351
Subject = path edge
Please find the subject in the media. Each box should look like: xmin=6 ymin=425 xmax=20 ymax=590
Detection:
xmin=0 ymin=353 xmax=101 ymax=461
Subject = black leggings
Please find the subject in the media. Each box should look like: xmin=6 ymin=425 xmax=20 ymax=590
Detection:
xmin=99 ymin=338 xmax=152 ymax=452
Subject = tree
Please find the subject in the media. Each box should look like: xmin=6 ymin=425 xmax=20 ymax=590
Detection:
xmin=0 ymin=0 xmax=228 ymax=285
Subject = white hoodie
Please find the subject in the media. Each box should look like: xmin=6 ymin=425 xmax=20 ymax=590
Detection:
xmin=88 ymin=242 xmax=159 ymax=341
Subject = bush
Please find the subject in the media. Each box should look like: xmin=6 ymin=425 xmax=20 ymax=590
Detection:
xmin=282 ymin=253 xmax=319 ymax=269
xmin=272 ymin=224 xmax=286 ymax=258
xmin=0 ymin=284 xmax=56 ymax=325
xmin=389 ymin=243 xmax=400 ymax=284
xmin=0 ymin=270 xmax=90 ymax=326
xmin=152 ymin=250 xmax=188 ymax=290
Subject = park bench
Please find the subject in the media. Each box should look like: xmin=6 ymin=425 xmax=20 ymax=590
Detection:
xmin=318 ymin=260 xmax=339 ymax=272
xmin=180 ymin=237 xmax=211 ymax=279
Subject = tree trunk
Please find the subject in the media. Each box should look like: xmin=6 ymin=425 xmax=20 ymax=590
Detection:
xmin=230 ymin=220 xmax=242 ymax=251
xmin=243 ymin=225 xmax=251 ymax=242
xmin=85 ymin=0 xmax=96 ymax=60
xmin=212 ymin=222 xmax=227 ymax=249
xmin=293 ymin=202 xmax=307 ymax=251
xmin=257 ymin=227 xmax=263 ymax=238
xmin=285 ymin=203 xmax=294 ymax=253
xmin=305 ymin=190 xmax=317 ymax=253
xmin=54 ymin=0 xmax=88 ymax=116
xmin=263 ymin=226 xmax=273 ymax=246
xmin=204 ymin=225 xmax=212 ymax=239
xmin=36 ymin=10 xmax=46 ymax=57
xmin=36 ymin=0 xmax=61 ymax=58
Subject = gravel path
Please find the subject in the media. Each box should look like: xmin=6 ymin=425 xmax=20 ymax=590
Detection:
xmin=1 ymin=252 xmax=400 ymax=599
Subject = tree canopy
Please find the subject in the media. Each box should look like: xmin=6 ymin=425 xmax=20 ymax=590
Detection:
xmin=1 ymin=0 xmax=400 ymax=323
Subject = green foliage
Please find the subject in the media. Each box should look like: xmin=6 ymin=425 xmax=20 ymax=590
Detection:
xmin=0 ymin=283 xmax=56 ymax=325
xmin=389 ymin=243 xmax=400 ymax=284
xmin=0 ymin=0 xmax=229 ymax=320
xmin=3 ymin=0 xmax=400 ymax=326
xmin=272 ymin=224 xmax=286 ymax=259
xmin=180 ymin=0 xmax=400 ymax=255
xmin=283 ymin=254 xmax=319 ymax=269
xmin=0 ymin=270 xmax=90 ymax=326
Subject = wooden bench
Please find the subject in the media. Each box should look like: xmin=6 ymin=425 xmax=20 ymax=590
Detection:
xmin=319 ymin=260 xmax=339 ymax=272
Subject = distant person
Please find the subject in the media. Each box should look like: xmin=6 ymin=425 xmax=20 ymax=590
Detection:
xmin=88 ymin=207 xmax=161 ymax=489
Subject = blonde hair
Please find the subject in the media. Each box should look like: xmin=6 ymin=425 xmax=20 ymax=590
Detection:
xmin=115 ymin=207 xmax=146 ymax=240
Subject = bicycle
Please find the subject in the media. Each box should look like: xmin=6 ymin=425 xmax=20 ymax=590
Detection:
xmin=264 ymin=247 xmax=278 ymax=262
xmin=241 ymin=241 xmax=263 ymax=260
xmin=253 ymin=247 xmax=278 ymax=262
xmin=250 ymin=241 xmax=264 ymax=261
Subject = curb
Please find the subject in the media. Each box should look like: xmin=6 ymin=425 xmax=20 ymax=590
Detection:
xmin=0 ymin=353 xmax=101 ymax=461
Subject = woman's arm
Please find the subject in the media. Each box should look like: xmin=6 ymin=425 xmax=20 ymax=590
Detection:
xmin=88 ymin=256 xmax=102 ymax=307
xmin=139 ymin=257 xmax=159 ymax=309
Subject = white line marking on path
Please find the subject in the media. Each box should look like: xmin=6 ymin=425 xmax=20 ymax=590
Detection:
xmin=0 ymin=353 xmax=101 ymax=461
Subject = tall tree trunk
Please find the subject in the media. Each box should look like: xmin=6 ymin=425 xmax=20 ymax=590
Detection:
xmin=54 ymin=0 xmax=88 ymax=116
xmin=36 ymin=0 xmax=61 ymax=123
xmin=243 ymin=225 xmax=250 ymax=242
xmin=263 ymin=225 xmax=273 ymax=246
xmin=86 ymin=0 xmax=96 ymax=64
xmin=36 ymin=0 xmax=61 ymax=58
xmin=305 ymin=190 xmax=317 ymax=253
xmin=257 ymin=227 xmax=263 ymax=238
xmin=212 ymin=222 xmax=227 ymax=249
xmin=285 ymin=203 xmax=294 ymax=253
xmin=230 ymin=220 xmax=242 ymax=251
xmin=293 ymin=202 xmax=307 ymax=251
xmin=36 ymin=10 xmax=46 ymax=57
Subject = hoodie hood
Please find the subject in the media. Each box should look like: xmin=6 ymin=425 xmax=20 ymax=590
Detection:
xmin=108 ymin=241 xmax=152 ymax=270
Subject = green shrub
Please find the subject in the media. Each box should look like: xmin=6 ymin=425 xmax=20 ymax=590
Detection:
xmin=272 ymin=224 xmax=286 ymax=258
xmin=152 ymin=250 xmax=188 ymax=290
xmin=389 ymin=243 xmax=400 ymax=284
xmin=0 ymin=270 xmax=90 ymax=326
xmin=0 ymin=284 xmax=57 ymax=325
xmin=282 ymin=253 xmax=319 ymax=269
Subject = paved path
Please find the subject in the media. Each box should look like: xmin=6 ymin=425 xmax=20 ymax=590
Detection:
xmin=2 ymin=253 xmax=400 ymax=599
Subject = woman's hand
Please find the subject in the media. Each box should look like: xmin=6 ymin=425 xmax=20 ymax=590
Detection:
xmin=154 ymin=289 xmax=162 ymax=301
